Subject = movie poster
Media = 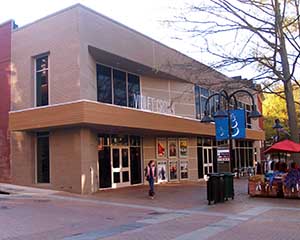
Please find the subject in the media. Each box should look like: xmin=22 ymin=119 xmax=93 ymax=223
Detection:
xmin=179 ymin=138 xmax=188 ymax=158
xmin=157 ymin=161 xmax=168 ymax=183
xmin=169 ymin=160 xmax=178 ymax=181
xmin=168 ymin=139 xmax=177 ymax=158
xmin=180 ymin=160 xmax=189 ymax=179
xmin=156 ymin=138 xmax=166 ymax=158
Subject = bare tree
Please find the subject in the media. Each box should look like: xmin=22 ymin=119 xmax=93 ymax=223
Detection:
xmin=166 ymin=0 xmax=300 ymax=142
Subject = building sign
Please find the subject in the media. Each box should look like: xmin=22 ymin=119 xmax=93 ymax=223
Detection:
xmin=217 ymin=148 xmax=230 ymax=162
xmin=215 ymin=109 xmax=246 ymax=141
xmin=134 ymin=94 xmax=175 ymax=115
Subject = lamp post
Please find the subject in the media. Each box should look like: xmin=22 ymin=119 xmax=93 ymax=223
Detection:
xmin=272 ymin=118 xmax=283 ymax=161
xmin=272 ymin=118 xmax=283 ymax=143
xmin=201 ymin=89 xmax=262 ymax=176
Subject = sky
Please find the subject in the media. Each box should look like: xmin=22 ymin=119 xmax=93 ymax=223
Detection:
xmin=0 ymin=0 xmax=245 ymax=78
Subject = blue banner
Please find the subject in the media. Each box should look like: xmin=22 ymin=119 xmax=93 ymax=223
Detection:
xmin=215 ymin=117 xmax=229 ymax=141
xmin=230 ymin=109 xmax=246 ymax=139
xmin=215 ymin=109 xmax=246 ymax=140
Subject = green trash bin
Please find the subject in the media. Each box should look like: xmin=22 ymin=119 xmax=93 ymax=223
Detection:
xmin=222 ymin=172 xmax=235 ymax=200
xmin=207 ymin=173 xmax=225 ymax=205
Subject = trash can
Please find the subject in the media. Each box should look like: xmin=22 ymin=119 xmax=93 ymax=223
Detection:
xmin=207 ymin=173 xmax=225 ymax=205
xmin=222 ymin=172 xmax=235 ymax=200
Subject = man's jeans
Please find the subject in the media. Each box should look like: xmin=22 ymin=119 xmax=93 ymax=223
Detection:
xmin=149 ymin=177 xmax=154 ymax=196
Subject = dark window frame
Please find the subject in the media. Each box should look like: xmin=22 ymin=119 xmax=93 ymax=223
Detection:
xmin=96 ymin=63 xmax=140 ymax=109
xmin=36 ymin=132 xmax=50 ymax=184
xmin=113 ymin=69 xmax=127 ymax=106
xmin=97 ymin=64 xmax=113 ymax=104
xmin=35 ymin=54 xmax=49 ymax=107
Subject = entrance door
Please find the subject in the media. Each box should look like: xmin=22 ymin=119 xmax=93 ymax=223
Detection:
xmin=203 ymin=147 xmax=214 ymax=178
xmin=130 ymin=147 xmax=142 ymax=185
xmin=99 ymin=146 xmax=111 ymax=188
xmin=111 ymin=147 xmax=130 ymax=188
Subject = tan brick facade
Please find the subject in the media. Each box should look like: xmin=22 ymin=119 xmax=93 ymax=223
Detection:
xmin=9 ymin=4 xmax=264 ymax=194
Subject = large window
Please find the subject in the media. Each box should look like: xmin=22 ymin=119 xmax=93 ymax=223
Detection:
xmin=197 ymin=137 xmax=254 ymax=177
xmin=113 ymin=69 xmax=127 ymax=106
xmin=36 ymin=132 xmax=50 ymax=183
xmin=128 ymin=73 xmax=140 ymax=108
xmin=237 ymin=101 xmax=252 ymax=129
xmin=96 ymin=64 xmax=140 ymax=108
xmin=195 ymin=85 xmax=201 ymax=119
xmin=194 ymin=86 xmax=215 ymax=120
xmin=234 ymin=140 xmax=254 ymax=173
xmin=97 ymin=65 xmax=112 ymax=103
xmin=35 ymin=55 xmax=49 ymax=106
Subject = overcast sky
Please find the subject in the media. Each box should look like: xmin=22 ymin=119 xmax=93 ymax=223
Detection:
xmin=1 ymin=0 xmax=244 ymax=78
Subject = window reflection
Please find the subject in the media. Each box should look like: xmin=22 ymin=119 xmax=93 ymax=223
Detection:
xmin=97 ymin=65 xmax=112 ymax=104
xmin=36 ymin=55 xmax=49 ymax=106
xmin=96 ymin=64 xmax=140 ymax=109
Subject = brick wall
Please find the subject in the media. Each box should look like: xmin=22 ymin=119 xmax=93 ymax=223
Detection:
xmin=0 ymin=21 xmax=12 ymax=182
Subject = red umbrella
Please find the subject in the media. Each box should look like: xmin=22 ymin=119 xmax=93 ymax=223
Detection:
xmin=264 ymin=139 xmax=300 ymax=154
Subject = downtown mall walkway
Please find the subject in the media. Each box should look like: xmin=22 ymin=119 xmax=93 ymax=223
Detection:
xmin=0 ymin=178 xmax=300 ymax=240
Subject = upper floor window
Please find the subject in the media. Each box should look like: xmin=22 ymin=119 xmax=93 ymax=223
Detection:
xmin=96 ymin=64 xmax=140 ymax=108
xmin=128 ymin=73 xmax=140 ymax=108
xmin=113 ymin=69 xmax=127 ymax=106
xmin=195 ymin=86 xmax=215 ymax=120
xmin=97 ymin=65 xmax=112 ymax=104
xmin=35 ymin=55 xmax=49 ymax=106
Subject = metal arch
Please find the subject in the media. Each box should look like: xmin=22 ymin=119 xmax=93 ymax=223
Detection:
xmin=203 ymin=89 xmax=255 ymax=117
xmin=229 ymin=89 xmax=256 ymax=110
xmin=203 ymin=92 xmax=219 ymax=116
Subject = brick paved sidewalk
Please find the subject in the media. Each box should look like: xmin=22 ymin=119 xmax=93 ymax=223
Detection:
xmin=0 ymin=179 xmax=300 ymax=240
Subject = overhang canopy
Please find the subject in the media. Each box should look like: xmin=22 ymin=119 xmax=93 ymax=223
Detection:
xmin=88 ymin=46 xmax=183 ymax=82
xmin=9 ymin=100 xmax=265 ymax=140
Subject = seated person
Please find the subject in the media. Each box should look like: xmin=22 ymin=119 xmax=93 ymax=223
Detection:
xmin=284 ymin=162 xmax=300 ymax=191
xmin=279 ymin=162 xmax=288 ymax=173
xmin=267 ymin=161 xmax=285 ymax=187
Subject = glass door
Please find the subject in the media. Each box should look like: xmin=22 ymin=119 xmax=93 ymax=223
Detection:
xmin=203 ymin=147 xmax=214 ymax=178
xmin=111 ymin=147 xmax=130 ymax=188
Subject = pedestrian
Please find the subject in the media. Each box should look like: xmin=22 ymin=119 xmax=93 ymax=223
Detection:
xmin=146 ymin=160 xmax=156 ymax=199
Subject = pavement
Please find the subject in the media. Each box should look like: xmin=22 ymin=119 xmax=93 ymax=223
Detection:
xmin=1 ymin=179 xmax=300 ymax=240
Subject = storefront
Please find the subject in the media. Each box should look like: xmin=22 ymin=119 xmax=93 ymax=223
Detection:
xmin=97 ymin=134 xmax=259 ymax=190
xmin=98 ymin=135 xmax=194 ymax=189
xmin=197 ymin=137 xmax=257 ymax=179
xmin=98 ymin=135 xmax=142 ymax=189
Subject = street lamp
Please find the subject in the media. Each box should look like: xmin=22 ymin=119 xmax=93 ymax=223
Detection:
xmin=272 ymin=118 xmax=283 ymax=143
xmin=272 ymin=118 xmax=284 ymax=161
xmin=201 ymin=89 xmax=262 ymax=176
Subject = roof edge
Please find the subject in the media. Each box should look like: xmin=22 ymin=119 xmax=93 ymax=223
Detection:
xmin=11 ymin=3 xmax=229 ymax=82
xmin=12 ymin=3 xmax=82 ymax=32
xmin=0 ymin=19 xmax=14 ymax=28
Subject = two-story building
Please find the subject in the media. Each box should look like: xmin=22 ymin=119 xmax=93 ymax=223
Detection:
xmin=1 ymin=4 xmax=264 ymax=194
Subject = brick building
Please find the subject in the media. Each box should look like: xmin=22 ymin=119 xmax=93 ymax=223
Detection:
xmin=1 ymin=4 xmax=264 ymax=193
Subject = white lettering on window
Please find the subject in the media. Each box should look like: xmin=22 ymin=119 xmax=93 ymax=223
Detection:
xmin=133 ymin=94 xmax=174 ymax=115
